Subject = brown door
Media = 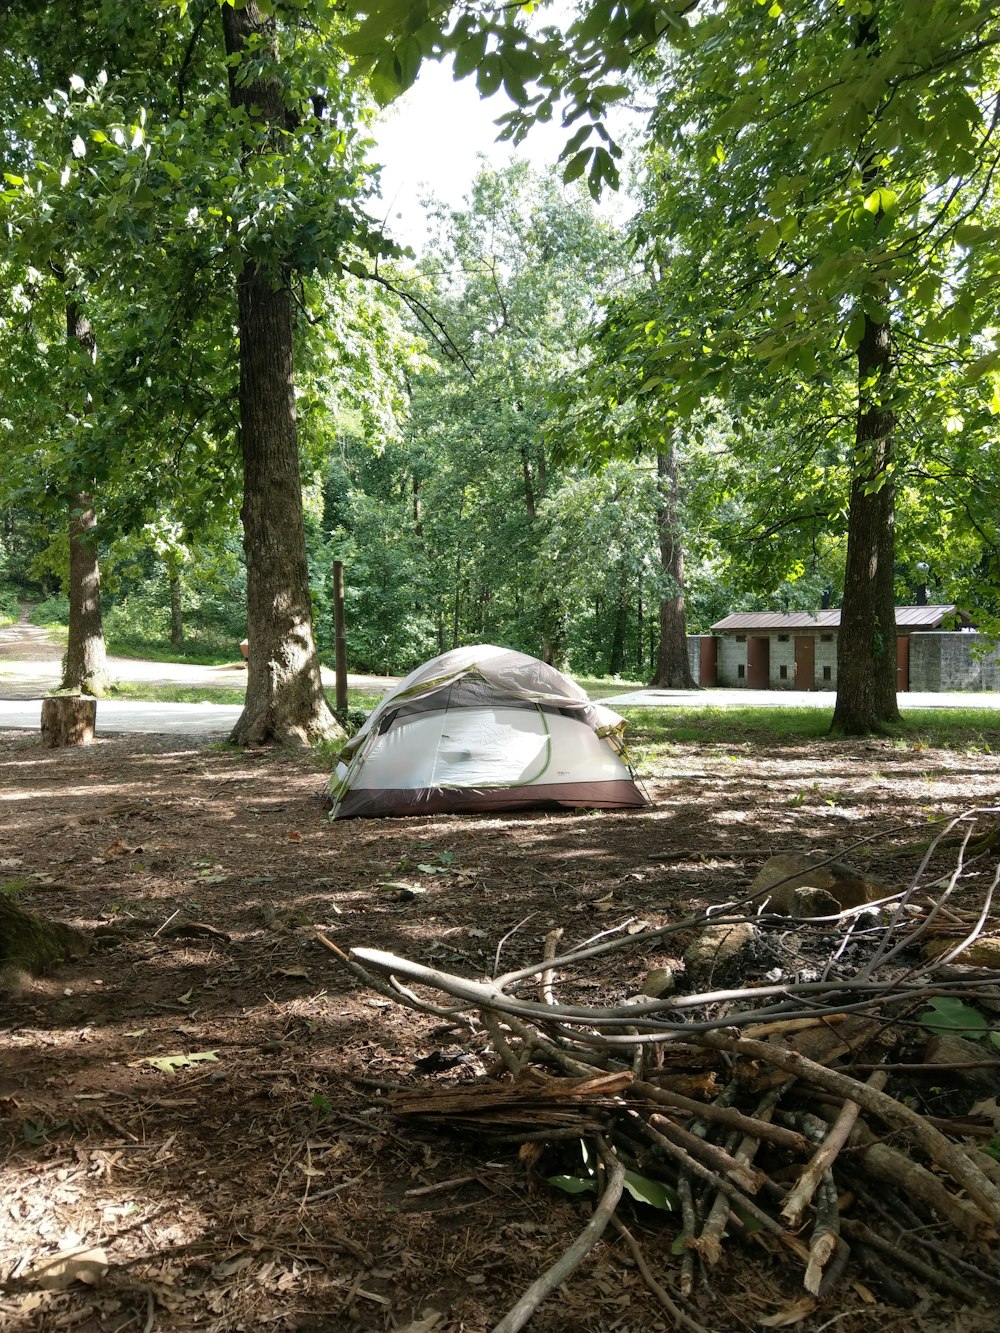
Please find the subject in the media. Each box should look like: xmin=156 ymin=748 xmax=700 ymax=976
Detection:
xmin=747 ymin=636 xmax=770 ymax=689
xmin=896 ymin=635 xmax=910 ymax=692
xmin=794 ymin=636 xmax=815 ymax=690
xmin=699 ymin=636 xmax=717 ymax=687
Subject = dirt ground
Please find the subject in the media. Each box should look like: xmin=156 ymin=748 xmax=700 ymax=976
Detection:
xmin=2 ymin=724 xmax=1000 ymax=1333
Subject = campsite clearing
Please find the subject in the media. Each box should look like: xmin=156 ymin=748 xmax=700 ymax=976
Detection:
xmin=3 ymin=722 xmax=1000 ymax=1333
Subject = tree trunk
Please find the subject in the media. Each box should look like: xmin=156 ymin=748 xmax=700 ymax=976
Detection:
xmin=653 ymin=444 xmax=697 ymax=688
xmin=0 ymin=897 xmax=90 ymax=994
xmin=63 ymin=492 xmax=108 ymax=694
xmin=62 ymin=297 xmax=108 ymax=696
xmin=832 ymin=8 xmax=901 ymax=735
xmin=831 ymin=312 xmax=900 ymax=732
xmin=41 ymin=695 xmax=96 ymax=747
xmin=221 ymin=2 xmax=340 ymax=748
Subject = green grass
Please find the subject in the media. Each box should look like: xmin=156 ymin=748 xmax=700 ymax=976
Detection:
xmin=104 ymin=682 xmax=248 ymax=705
xmin=103 ymin=681 xmax=387 ymax=711
xmin=105 ymin=637 xmax=239 ymax=667
xmin=575 ymin=675 xmax=645 ymax=701
xmin=620 ymin=703 xmax=999 ymax=750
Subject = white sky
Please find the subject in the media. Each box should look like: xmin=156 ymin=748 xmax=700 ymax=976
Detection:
xmin=370 ymin=53 xmax=642 ymax=253
xmin=370 ymin=60 xmax=577 ymax=252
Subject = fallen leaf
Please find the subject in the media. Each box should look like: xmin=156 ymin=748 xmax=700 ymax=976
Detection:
xmin=970 ymin=1097 xmax=1000 ymax=1128
xmin=759 ymin=1298 xmax=817 ymax=1327
xmin=395 ymin=1312 xmax=444 ymax=1333
xmin=31 ymin=1246 xmax=109 ymax=1290
xmin=274 ymin=966 xmax=310 ymax=979
xmin=132 ymin=1051 xmax=219 ymax=1073
xmin=287 ymin=830 xmax=303 ymax=842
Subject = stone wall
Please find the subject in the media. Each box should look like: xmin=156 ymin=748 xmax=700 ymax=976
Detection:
xmin=908 ymin=632 xmax=1000 ymax=692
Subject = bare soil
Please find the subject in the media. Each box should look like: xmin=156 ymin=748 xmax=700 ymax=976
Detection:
xmin=1 ymin=725 xmax=999 ymax=1333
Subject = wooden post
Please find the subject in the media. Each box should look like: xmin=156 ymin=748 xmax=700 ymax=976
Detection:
xmin=40 ymin=695 xmax=96 ymax=747
xmin=333 ymin=560 xmax=348 ymax=715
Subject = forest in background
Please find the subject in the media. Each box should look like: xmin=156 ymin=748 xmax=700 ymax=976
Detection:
xmin=2 ymin=1 xmax=1000 ymax=731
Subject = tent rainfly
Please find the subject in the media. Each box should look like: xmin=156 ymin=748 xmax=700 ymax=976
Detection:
xmin=328 ymin=645 xmax=648 ymax=819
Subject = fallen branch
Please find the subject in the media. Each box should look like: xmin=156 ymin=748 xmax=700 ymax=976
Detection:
xmin=490 ymin=1138 xmax=626 ymax=1333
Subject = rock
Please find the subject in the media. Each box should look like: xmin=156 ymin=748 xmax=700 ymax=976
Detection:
xmin=641 ymin=966 xmax=676 ymax=997
xmin=684 ymin=922 xmax=761 ymax=990
xmin=749 ymin=853 xmax=881 ymax=916
xmin=923 ymin=937 xmax=1000 ymax=969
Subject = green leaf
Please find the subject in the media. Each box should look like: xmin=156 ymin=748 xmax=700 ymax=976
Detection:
xmin=547 ymin=1174 xmax=596 ymax=1195
xmin=920 ymin=997 xmax=988 ymax=1039
xmin=562 ymin=149 xmax=589 ymax=183
xmin=622 ymin=1170 xmax=679 ymax=1210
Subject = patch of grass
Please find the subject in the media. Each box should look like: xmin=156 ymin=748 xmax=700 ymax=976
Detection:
xmin=575 ymin=675 xmax=646 ymax=702
xmin=106 ymin=638 xmax=238 ymax=667
xmin=104 ymin=682 xmax=248 ymax=706
xmin=620 ymin=703 xmax=1000 ymax=751
xmin=103 ymin=681 xmax=385 ymax=712
xmin=621 ymin=705 xmax=833 ymax=745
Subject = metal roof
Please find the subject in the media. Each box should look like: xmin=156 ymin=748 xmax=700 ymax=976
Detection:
xmin=710 ymin=605 xmax=956 ymax=632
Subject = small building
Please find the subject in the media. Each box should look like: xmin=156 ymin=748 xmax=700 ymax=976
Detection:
xmin=706 ymin=606 xmax=960 ymax=691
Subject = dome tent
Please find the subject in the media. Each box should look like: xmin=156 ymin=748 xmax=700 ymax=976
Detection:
xmin=328 ymin=645 xmax=648 ymax=819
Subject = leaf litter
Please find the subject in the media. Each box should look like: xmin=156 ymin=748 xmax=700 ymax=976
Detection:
xmin=0 ymin=726 xmax=999 ymax=1332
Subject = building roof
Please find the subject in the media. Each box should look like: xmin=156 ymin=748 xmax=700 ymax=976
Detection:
xmin=710 ymin=605 xmax=956 ymax=632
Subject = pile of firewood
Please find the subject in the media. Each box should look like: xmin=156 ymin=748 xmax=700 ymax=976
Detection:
xmin=319 ymin=809 xmax=1000 ymax=1333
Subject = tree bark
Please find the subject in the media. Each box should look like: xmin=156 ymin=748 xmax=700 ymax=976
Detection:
xmin=62 ymin=298 xmax=107 ymax=696
xmin=221 ymin=2 xmax=340 ymax=747
xmin=0 ymin=897 xmax=90 ymax=992
xmin=832 ymin=9 xmax=901 ymax=735
xmin=653 ymin=443 xmax=697 ymax=688
xmin=41 ymin=695 xmax=96 ymax=747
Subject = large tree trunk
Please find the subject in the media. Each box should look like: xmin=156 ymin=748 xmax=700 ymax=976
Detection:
xmin=832 ymin=9 xmax=901 ymax=735
xmin=62 ymin=298 xmax=107 ymax=696
xmin=653 ymin=443 xmax=697 ymax=689
xmin=0 ymin=897 xmax=90 ymax=996
xmin=831 ymin=312 xmax=900 ymax=732
xmin=221 ymin=3 xmax=340 ymax=748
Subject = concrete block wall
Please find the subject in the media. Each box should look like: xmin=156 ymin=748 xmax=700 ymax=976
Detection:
xmin=908 ymin=632 xmax=1000 ymax=692
xmin=769 ymin=636 xmax=796 ymax=687
xmin=814 ymin=634 xmax=838 ymax=691
xmin=687 ymin=637 xmax=701 ymax=680
xmin=716 ymin=635 xmax=747 ymax=686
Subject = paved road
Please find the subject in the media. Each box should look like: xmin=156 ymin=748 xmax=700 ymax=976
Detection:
xmin=0 ymin=698 xmax=245 ymax=735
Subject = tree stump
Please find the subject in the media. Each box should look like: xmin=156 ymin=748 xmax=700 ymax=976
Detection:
xmin=40 ymin=695 xmax=96 ymax=747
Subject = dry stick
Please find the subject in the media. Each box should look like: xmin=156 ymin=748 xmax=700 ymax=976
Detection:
xmin=481 ymin=1011 xmax=523 ymax=1077
xmin=631 ymin=1113 xmax=787 ymax=1239
xmin=489 ymin=1141 xmax=626 ymax=1333
xmin=632 ymin=1079 xmax=809 ymax=1154
xmin=676 ymin=1168 xmax=698 ymax=1299
xmin=699 ymin=1082 xmax=792 ymax=1265
xmin=648 ymin=1114 xmax=763 ymax=1195
xmin=610 ymin=1216 xmax=719 ymax=1333
xmin=695 ymin=1030 xmax=1000 ymax=1221
xmin=539 ymin=928 xmax=563 ymax=1007
xmin=315 ymin=932 xmax=473 ymax=1022
xmin=803 ymin=1171 xmax=839 ymax=1296
xmin=781 ymin=1070 xmax=888 ymax=1229
xmin=838 ymin=1217 xmax=979 ymax=1304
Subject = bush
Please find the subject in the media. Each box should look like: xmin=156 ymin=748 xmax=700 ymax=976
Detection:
xmin=0 ymin=589 xmax=20 ymax=625
xmin=29 ymin=595 xmax=70 ymax=628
